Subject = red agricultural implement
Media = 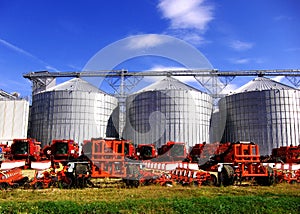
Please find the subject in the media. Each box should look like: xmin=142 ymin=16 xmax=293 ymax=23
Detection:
xmin=79 ymin=138 xmax=176 ymax=187
xmin=170 ymin=167 xmax=213 ymax=186
xmin=271 ymin=145 xmax=300 ymax=164
xmin=8 ymin=138 xmax=41 ymax=168
xmin=185 ymin=142 xmax=220 ymax=164
xmin=199 ymin=142 xmax=274 ymax=186
xmin=0 ymin=143 xmax=11 ymax=161
xmin=136 ymin=144 xmax=157 ymax=160
xmin=30 ymin=162 xmax=73 ymax=189
xmin=0 ymin=167 xmax=28 ymax=189
xmin=44 ymin=139 xmax=79 ymax=161
xmin=82 ymin=138 xmax=135 ymax=179
xmin=156 ymin=141 xmax=187 ymax=162
xmin=274 ymin=168 xmax=300 ymax=184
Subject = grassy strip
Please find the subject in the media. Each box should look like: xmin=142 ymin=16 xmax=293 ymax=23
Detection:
xmin=0 ymin=196 xmax=299 ymax=214
xmin=0 ymin=184 xmax=299 ymax=213
xmin=1 ymin=184 xmax=299 ymax=203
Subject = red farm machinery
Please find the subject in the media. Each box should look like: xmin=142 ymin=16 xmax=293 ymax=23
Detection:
xmin=0 ymin=143 xmax=11 ymax=161
xmin=156 ymin=141 xmax=187 ymax=162
xmin=3 ymin=138 xmax=42 ymax=168
xmin=195 ymin=141 xmax=275 ymax=186
xmin=4 ymin=138 xmax=300 ymax=189
xmin=136 ymin=144 xmax=157 ymax=160
xmin=0 ymin=168 xmax=29 ymax=189
xmin=42 ymin=139 xmax=79 ymax=161
xmin=267 ymin=145 xmax=300 ymax=184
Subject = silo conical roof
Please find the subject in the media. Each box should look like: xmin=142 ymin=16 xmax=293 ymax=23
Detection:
xmin=137 ymin=76 xmax=201 ymax=93
xmin=46 ymin=78 xmax=103 ymax=93
xmin=234 ymin=77 xmax=295 ymax=94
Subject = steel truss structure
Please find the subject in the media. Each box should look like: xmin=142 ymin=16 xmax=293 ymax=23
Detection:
xmin=24 ymin=69 xmax=300 ymax=133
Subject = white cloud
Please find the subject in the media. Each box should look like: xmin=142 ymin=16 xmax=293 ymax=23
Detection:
xmin=229 ymin=57 xmax=264 ymax=65
xmin=126 ymin=34 xmax=169 ymax=50
xmin=158 ymin=0 xmax=214 ymax=32
xmin=145 ymin=65 xmax=198 ymax=83
xmin=230 ymin=40 xmax=254 ymax=51
xmin=230 ymin=58 xmax=251 ymax=64
xmin=169 ymin=30 xmax=207 ymax=45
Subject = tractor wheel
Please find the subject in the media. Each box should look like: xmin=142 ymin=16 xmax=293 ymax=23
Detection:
xmin=256 ymin=166 xmax=274 ymax=186
xmin=132 ymin=180 xmax=140 ymax=188
xmin=290 ymin=180 xmax=296 ymax=185
xmin=207 ymin=175 xmax=218 ymax=186
xmin=221 ymin=165 xmax=235 ymax=186
xmin=18 ymin=177 xmax=29 ymax=186
xmin=23 ymin=182 xmax=31 ymax=189
xmin=34 ymin=182 xmax=44 ymax=189
xmin=0 ymin=182 xmax=9 ymax=190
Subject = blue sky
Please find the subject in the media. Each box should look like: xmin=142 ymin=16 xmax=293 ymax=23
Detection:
xmin=0 ymin=0 xmax=299 ymax=97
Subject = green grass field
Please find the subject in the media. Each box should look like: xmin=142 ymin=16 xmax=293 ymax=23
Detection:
xmin=0 ymin=183 xmax=299 ymax=213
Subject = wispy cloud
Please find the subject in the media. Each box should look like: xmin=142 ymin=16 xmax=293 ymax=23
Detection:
xmin=146 ymin=65 xmax=198 ymax=83
xmin=157 ymin=0 xmax=214 ymax=45
xmin=229 ymin=40 xmax=254 ymax=51
xmin=0 ymin=38 xmax=58 ymax=71
xmin=231 ymin=58 xmax=251 ymax=64
xmin=284 ymin=47 xmax=300 ymax=52
xmin=126 ymin=34 xmax=169 ymax=50
xmin=274 ymin=15 xmax=292 ymax=21
xmin=167 ymin=29 xmax=209 ymax=45
xmin=229 ymin=57 xmax=264 ymax=65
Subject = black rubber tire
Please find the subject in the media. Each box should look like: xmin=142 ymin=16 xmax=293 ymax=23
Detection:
xmin=221 ymin=165 xmax=235 ymax=186
xmin=0 ymin=182 xmax=9 ymax=190
xmin=34 ymin=182 xmax=44 ymax=189
xmin=256 ymin=166 xmax=274 ymax=186
xmin=209 ymin=175 xmax=218 ymax=186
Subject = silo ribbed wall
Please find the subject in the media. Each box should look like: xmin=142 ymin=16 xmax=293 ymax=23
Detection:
xmin=124 ymin=89 xmax=212 ymax=148
xmin=30 ymin=90 xmax=118 ymax=146
xmin=221 ymin=89 xmax=300 ymax=155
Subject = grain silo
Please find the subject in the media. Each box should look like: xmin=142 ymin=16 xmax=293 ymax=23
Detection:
xmin=220 ymin=77 xmax=300 ymax=155
xmin=123 ymin=77 xmax=213 ymax=148
xmin=0 ymin=90 xmax=29 ymax=144
xmin=30 ymin=78 xmax=118 ymax=146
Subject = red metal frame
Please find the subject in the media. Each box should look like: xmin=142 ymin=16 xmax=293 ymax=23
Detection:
xmin=271 ymin=146 xmax=300 ymax=164
xmin=136 ymin=144 xmax=157 ymax=160
xmin=82 ymin=138 xmax=135 ymax=178
xmin=232 ymin=143 xmax=268 ymax=177
xmin=10 ymin=139 xmax=41 ymax=167
xmin=0 ymin=168 xmax=27 ymax=189
xmin=157 ymin=141 xmax=187 ymax=161
xmin=50 ymin=139 xmax=79 ymax=160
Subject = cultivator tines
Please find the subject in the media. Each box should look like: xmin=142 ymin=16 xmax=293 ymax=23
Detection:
xmin=273 ymin=163 xmax=300 ymax=184
xmin=170 ymin=167 xmax=211 ymax=186
xmin=30 ymin=170 xmax=55 ymax=189
xmin=152 ymin=173 xmax=173 ymax=186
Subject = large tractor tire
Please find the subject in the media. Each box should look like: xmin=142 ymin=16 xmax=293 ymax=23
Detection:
xmin=34 ymin=181 xmax=44 ymax=189
xmin=220 ymin=165 xmax=235 ymax=186
xmin=256 ymin=166 xmax=274 ymax=186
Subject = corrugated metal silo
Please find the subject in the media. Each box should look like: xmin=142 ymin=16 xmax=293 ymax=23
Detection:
xmin=30 ymin=78 xmax=118 ymax=146
xmin=123 ymin=77 xmax=213 ymax=148
xmin=220 ymin=77 xmax=300 ymax=155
